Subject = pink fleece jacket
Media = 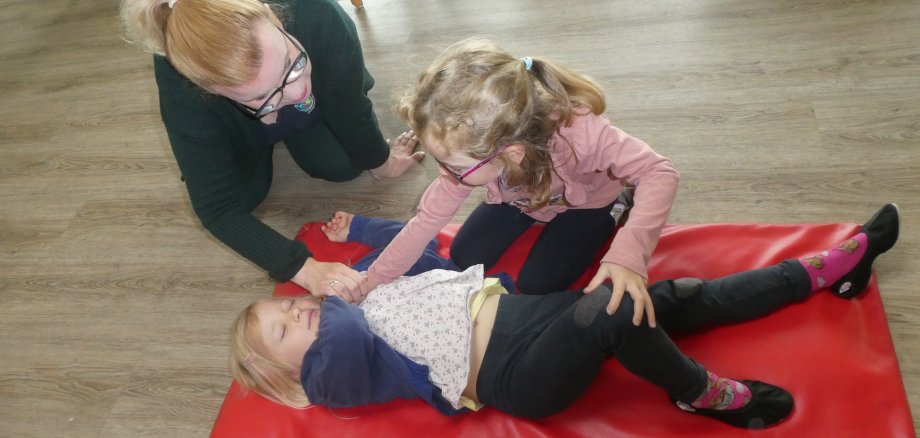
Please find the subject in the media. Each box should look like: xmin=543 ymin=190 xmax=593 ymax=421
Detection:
xmin=367 ymin=112 xmax=679 ymax=284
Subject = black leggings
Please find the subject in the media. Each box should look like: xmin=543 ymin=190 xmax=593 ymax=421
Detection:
xmin=284 ymin=120 xmax=366 ymax=182
xmin=475 ymin=260 xmax=811 ymax=419
xmin=450 ymin=202 xmax=616 ymax=294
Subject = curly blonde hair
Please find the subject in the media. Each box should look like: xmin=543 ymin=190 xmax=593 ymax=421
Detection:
xmin=120 ymin=0 xmax=283 ymax=89
xmin=228 ymin=300 xmax=310 ymax=408
xmin=397 ymin=38 xmax=606 ymax=209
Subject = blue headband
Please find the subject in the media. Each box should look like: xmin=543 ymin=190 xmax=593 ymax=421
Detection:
xmin=520 ymin=57 xmax=533 ymax=71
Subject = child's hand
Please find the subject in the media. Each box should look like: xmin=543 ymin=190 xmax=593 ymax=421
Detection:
xmin=321 ymin=211 xmax=354 ymax=243
xmin=356 ymin=276 xmax=381 ymax=301
xmin=584 ymin=262 xmax=657 ymax=328
xmin=369 ymin=131 xmax=425 ymax=179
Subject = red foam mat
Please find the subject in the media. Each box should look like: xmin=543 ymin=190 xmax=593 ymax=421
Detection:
xmin=211 ymin=223 xmax=914 ymax=437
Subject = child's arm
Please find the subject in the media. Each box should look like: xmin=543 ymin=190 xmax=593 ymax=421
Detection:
xmin=573 ymin=115 xmax=680 ymax=327
xmin=302 ymin=296 xmax=435 ymax=408
xmin=365 ymin=177 xmax=474 ymax=288
xmin=301 ymin=297 xmax=376 ymax=406
xmin=581 ymin=118 xmax=679 ymax=277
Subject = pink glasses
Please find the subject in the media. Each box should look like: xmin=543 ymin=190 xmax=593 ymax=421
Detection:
xmin=436 ymin=145 xmax=509 ymax=182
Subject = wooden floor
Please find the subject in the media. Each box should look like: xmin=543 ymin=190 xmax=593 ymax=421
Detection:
xmin=1 ymin=0 xmax=917 ymax=436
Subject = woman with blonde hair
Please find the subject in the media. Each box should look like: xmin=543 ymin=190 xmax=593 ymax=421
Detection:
xmin=120 ymin=0 xmax=421 ymax=295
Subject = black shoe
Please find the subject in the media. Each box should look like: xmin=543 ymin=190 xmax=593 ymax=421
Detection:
xmin=673 ymin=380 xmax=794 ymax=429
xmin=832 ymin=203 xmax=900 ymax=298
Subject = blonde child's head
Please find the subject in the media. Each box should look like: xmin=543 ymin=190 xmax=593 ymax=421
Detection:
xmin=229 ymin=298 xmax=311 ymax=408
xmin=398 ymin=38 xmax=607 ymax=208
xmin=120 ymin=0 xmax=283 ymax=89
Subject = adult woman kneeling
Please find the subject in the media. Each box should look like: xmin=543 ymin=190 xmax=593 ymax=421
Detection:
xmin=120 ymin=0 xmax=422 ymax=295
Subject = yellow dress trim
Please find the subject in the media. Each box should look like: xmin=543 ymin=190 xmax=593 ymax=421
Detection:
xmin=458 ymin=278 xmax=508 ymax=411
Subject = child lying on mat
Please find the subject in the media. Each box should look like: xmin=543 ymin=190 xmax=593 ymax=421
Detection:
xmin=229 ymin=204 xmax=899 ymax=429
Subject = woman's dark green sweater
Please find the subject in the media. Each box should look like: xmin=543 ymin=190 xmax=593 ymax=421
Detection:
xmin=153 ymin=0 xmax=389 ymax=282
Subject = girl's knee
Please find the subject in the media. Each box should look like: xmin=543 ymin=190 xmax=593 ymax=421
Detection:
xmin=573 ymin=285 xmax=636 ymax=330
xmin=648 ymin=277 xmax=703 ymax=311
xmin=671 ymin=277 xmax=704 ymax=298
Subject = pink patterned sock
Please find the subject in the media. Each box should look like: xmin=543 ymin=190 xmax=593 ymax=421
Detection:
xmin=798 ymin=233 xmax=868 ymax=291
xmin=691 ymin=371 xmax=752 ymax=410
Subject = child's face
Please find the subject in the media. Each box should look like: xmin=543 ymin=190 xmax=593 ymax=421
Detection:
xmin=253 ymin=297 xmax=322 ymax=369
xmin=425 ymin=139 xmax=506 ymax=186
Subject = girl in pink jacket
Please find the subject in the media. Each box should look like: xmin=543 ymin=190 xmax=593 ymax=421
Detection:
xmin=364 ymin=38 xmax=679 ymax=326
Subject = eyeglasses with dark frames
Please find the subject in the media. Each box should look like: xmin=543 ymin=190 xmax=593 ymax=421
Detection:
xmin=436 ymin=144 xmax=509 ymax=182
xmin=232 ymin=27 xmax=309 ymax=119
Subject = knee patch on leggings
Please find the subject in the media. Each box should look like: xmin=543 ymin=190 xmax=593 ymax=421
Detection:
xmin=673 ymin=277 xmax=704 ymax=298
xmin=574 ymin=285 xmax=613 ymax=328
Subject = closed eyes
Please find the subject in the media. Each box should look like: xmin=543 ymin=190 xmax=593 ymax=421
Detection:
xmin=279 ymin=299 xmax=294 ymax=342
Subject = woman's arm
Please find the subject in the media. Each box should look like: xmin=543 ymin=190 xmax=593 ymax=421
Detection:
xmin=154 ymin=57 xmax=312 ymax=282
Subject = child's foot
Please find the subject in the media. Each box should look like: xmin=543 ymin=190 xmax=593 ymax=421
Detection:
xmin=321 ymin=211 xmax=354 ymax=243
xmin=831 ymin=203 xmax=900 ymax=298
xmin=796 ymin=203 xmax=900 ymax=298
xmin=674 ymin=377 xmax=794 ymax=429
xmin=690 ymin=371 xmax=752 ymax=411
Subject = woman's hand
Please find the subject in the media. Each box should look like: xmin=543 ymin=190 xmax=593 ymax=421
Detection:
xmin=369 ymin=131 xmax=425 ymax=179
xmin=292 ymin=258 xmax=367 ymax=303
xmin=584 ymin=262 xmax=657 ymax=328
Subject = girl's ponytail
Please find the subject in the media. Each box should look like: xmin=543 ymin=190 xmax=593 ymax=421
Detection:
xmin=527 ymin=57 xmax=606 ymax=125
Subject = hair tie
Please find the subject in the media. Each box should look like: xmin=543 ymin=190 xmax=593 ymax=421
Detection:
xmin=242 ymin=354 xmax=255 ymax=367
xmin=167 ymin=0 xmax=179 ymax=8
xmin=520 ymin=57 xmax=533 ymax=71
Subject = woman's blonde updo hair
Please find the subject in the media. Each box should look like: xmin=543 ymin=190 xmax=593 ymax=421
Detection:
xmin=120 ymin=0 xmax=282 ymax=89
xmin=397 ymin=38 xmax=606 ymax=209
xmin=228 ymin=301 xmax=310 ymax=408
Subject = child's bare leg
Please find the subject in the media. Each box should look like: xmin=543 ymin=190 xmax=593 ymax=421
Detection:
xmin=321 ymin=211 xmax=354 ymax=242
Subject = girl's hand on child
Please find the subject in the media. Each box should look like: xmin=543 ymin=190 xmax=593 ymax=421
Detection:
xmin=585 ymin=262 xmax=657 ymax=328
xmin=293 ymin=258 xmax=367 ymax=303
xmin=369 ymin=131 xmax=425 ymax=179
